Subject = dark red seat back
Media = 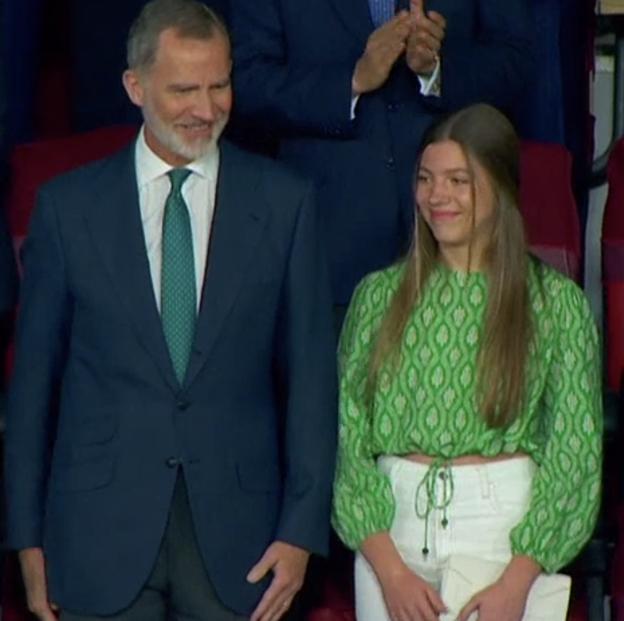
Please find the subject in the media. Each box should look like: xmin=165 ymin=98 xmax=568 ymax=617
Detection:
xmin=603 ymin=137 xmax=624 ymax=392
xmin=6 ymin=125 xmax=138 ymax=243
xmin=1 ymin=125 xmax=137 ymax=621
xmin=520 ymin=140 xmax=581 ymax=282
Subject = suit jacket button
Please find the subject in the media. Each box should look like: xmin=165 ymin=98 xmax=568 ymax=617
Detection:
xmin=166 ymin=457 xmax=181 ymax=468
xmin=176 ymin=399 xmax=190 ymax=411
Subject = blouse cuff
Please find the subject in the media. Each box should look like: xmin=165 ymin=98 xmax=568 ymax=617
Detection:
xmin=332 ymin=507 xmax=394 ymax=550
xmin=510 ymin=525 xmax=564 ymax=574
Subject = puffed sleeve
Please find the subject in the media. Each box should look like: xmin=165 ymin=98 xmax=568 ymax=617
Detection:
xmin=331 ymin=273 xmax=397 ymax=549
xmin=510 ymin=279 xmax=602 ymax=572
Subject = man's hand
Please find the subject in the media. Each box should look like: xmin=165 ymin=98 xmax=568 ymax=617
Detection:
xmin=352 ymin=12 xmax=411 ymax=95
xmin=18 ymin=547 xmax=58 ymax=621
xmin=247 ymin=541 xmax=310 ymax=621
xmin=406 ymin=0 xmax=446 ymax=75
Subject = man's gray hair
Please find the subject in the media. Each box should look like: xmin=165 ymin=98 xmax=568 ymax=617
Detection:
xmin=127 ymin=0 xmax=228 ymax=71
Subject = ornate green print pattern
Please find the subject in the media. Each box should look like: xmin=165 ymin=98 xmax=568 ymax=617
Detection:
xmin=332 ymin=261 xmax=602 ymax=572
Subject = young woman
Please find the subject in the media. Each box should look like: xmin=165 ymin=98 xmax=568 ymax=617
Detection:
xmin=332 ymin=103 xmax=602 ymax=621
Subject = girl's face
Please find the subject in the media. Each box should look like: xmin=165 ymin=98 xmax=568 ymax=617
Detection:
xmin=416 ymin=140 xmax=496 ymax=270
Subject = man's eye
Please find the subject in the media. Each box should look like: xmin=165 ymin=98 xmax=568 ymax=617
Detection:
xmin=417 ymin=174 xmax=430 ymax=183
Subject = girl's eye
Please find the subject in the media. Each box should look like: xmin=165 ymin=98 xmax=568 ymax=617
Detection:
xmin=450 ymin=177 xmax=469 ymax=185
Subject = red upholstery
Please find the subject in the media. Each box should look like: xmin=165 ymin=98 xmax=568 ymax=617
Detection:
xmin=306 ymin=584 xmax=354 ymax=621
xmin=603 ymin=137 xmax=624 ymax=621
xmin=6 ymin=125 xmax=138 ymax=241
xmin=519 ymin=140 xmax=581 ymax=282
xmin=603 ymin=137 xmax=624 ymax=393
xmin=2 ymin=556 xmax=26 ymax=621
xmin=2 ymin=126 xmax=137 ymax=621
xmin=612 ymin=506 xmax=624 ymax=621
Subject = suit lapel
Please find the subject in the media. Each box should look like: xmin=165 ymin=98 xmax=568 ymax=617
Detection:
xmin=183 ymin=142 xmax=265 ymax=389
xmin=84 ymin=146 xmax=180 ymax=393
xmin=329 ymin=0 xmax=372 ymax=47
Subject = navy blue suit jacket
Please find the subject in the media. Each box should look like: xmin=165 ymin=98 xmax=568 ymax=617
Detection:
xmin=232 ymin=0 xmax=534 ymax=304
xmin=5 ymin=140 xmax=337 ymax=615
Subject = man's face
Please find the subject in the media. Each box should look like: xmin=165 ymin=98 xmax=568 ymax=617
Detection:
xmin=123 ymin=28 xmax=232 ymax=166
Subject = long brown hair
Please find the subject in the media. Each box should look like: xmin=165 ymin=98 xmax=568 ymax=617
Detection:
xmin=368 ymin=103 xmax=531 ymax=428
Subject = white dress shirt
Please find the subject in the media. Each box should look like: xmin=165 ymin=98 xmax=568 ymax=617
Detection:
xmin=134 ymin=127 xmax=219 ymax=312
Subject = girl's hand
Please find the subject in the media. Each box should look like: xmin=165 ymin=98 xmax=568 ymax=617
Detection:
xmin=457 ymin=555 xmax=540 ymax=621
xmin=379 ymin=563 xmax=447 ymax=621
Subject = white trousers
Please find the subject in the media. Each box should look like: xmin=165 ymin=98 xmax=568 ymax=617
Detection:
xmin=355 ymin=455 xmax=536 ymax=621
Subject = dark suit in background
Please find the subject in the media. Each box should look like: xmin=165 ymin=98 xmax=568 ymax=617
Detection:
xmin=0 ymin=0 xmax=21 ymax=408
xmin=231 ymin=0 xmax=534 ymax=304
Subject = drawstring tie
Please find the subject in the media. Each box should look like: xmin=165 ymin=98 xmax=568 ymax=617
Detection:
xmin=414 ymin=456 xmax=454 ymax=558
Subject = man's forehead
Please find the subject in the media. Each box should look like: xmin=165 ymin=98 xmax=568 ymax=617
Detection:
xmin=154 ymin=27 xmax=230 ymax=59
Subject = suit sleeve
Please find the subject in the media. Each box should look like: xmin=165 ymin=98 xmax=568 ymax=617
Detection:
xmin=273 ymin=179 xmax=338 ymax=556
xmin=231 ymin=0 xmax=357 ymax=137
xmin=422 ymin=0 xmax=535 ymax=113
xmin=5 ymin=187 xmax=71 ymax=549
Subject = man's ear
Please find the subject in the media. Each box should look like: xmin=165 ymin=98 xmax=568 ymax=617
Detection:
xmin=122 ymin=69 xmax=145 ymax=107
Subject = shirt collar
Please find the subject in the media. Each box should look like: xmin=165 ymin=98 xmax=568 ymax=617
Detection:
xmin=135 ymin=125 xmax=220 ymax=188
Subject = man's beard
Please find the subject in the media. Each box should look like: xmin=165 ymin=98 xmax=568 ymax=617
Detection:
xmin=143 ymin=106 xmax=228 ymax=162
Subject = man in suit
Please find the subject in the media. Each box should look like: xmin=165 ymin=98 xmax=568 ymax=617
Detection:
xmin=231 ymin=0 xmax=534 ymax=308
xmin=6 ymin=1 xmax=337 ymax=620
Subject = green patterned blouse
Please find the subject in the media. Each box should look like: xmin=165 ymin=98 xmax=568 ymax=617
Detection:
xmin=332 ymin=259 xmax=602 ymax=573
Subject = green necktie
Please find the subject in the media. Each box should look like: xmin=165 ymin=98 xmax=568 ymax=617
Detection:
xmin=161 ymin=168 xmax=196 ymax=384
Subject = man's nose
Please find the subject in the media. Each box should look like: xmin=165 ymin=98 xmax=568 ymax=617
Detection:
xmin=193 ymin=92 xmax=217 ymax=120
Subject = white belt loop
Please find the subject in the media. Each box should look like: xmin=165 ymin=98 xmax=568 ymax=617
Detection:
xmin=477 ymin=465 xmax=491 ymax=499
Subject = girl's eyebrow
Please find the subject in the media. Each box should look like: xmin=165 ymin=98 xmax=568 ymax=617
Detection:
xmin=418 ymin=166 xmax=470 ymax=174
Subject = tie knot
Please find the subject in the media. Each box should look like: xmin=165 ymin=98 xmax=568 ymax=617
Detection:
xmin=168 ymin=168 xmax=192 ymax=194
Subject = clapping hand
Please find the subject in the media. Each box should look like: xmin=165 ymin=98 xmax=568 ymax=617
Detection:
xmin=406 ymin=0 xmax=446 ymax=75
xmin=352 ymin=11 xmax=411 ymax=94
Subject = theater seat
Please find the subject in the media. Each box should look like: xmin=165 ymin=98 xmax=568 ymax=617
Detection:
xmin=1 ymin=124 xmax=137 ymax=621
xmin=602 ymin=136 xmax=624 ymax=621
xmin=519 ymin=140 xmax=581 ymax=282
xmin=6 ymin=125 xmax=138 ymax=249
xmin=521 ymin=141 xmax=609 ymax=621
xmin=603 ymin=137 xmax=624 ymax=394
